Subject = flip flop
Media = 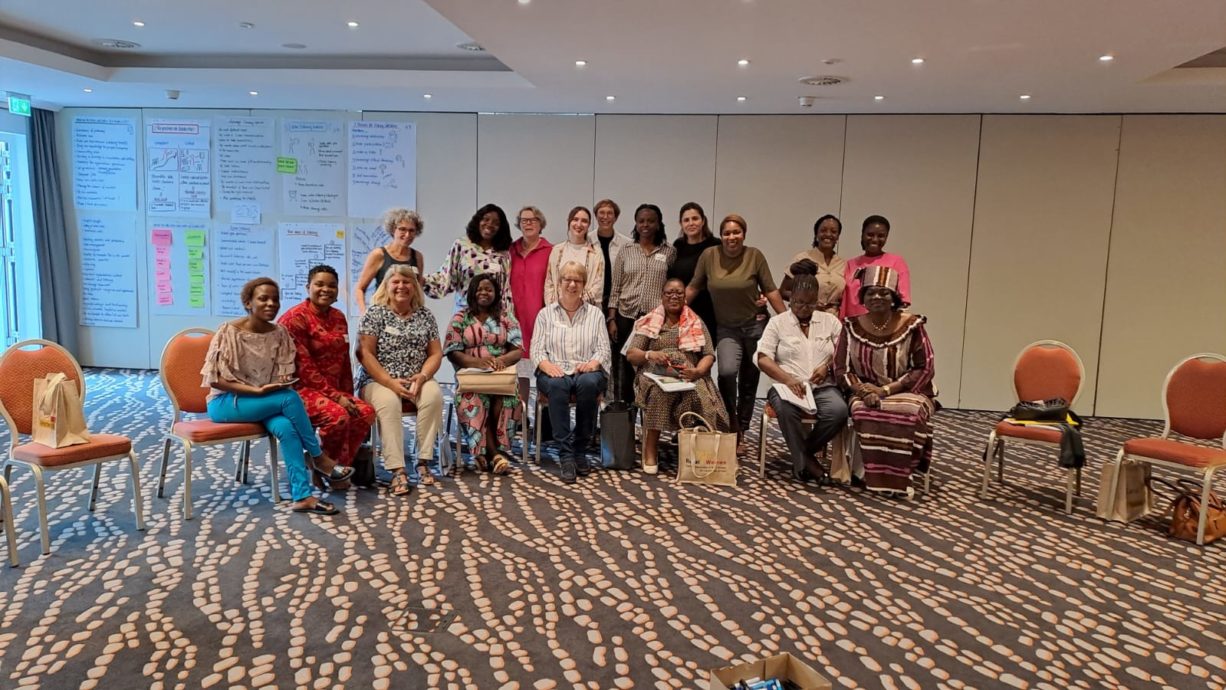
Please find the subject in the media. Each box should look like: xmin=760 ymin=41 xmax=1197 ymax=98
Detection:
xmin=292 ymin=500 xmax=338 ymax=515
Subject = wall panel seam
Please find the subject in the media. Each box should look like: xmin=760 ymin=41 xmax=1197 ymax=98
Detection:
xmin=1092 ymin=116 xmax=1126 ymax=417
xmin=956 ymin=115 xmax=985 ymax=409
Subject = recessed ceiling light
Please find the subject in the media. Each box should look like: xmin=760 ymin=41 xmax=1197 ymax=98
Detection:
xmin=911 ymin=57 xmax=925 ymax=65
xmin=606 ymin=95 xmax=616 ymax=102
xmin=874 ymin=95 xmax=885 ymax=101
xmin=737 ymin=58 xmax=750 ymax=67
xmin=281 ymin=43 xmax=307 ymax=50
xmin=83 ymin=88 xmax=93 ymax=93
xmin=575 ymin=60 xmax=587 ymax=67
xmin=1019 ymin=94 xmax=1032 ymax=100
xmin=132 ymin=20 xmax=145 ymax=28
xmin=347 ymin=21 xmax=359 ymax=28
xmin=519 ymin=0 xmax=531 ymax=4
xmin=239 ymin=22 xmax=255 ymax=29
xmin=1099 ymin=54 xmax=1114 ymax=62
xmin=423 ymin=93 xmax=433 ymax=99
xmin=736 ymin=96 xmax=747 ymax=102
xmin=249 ymin=91 xmax=259 ymax=96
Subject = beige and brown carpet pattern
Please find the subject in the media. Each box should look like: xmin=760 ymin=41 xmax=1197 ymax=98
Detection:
xmin=0 ymin=369 xmax=1223 ymax=689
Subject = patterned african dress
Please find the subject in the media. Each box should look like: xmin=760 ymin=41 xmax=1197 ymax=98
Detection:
xmin=834 ymin=314 xmax=936 ymax=491
xmin=278 ymin=300 xmax=376 ymax=466
xmin=443 ymin=310 xmax=523 ymax=455
xmin=628 ymin=322 xmax=730 ymax=433
xmin=424 ymin=238 xmax=514 ymax=315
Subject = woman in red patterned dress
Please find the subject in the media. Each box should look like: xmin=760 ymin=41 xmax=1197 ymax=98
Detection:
xmin=279 ymin=265 xmax=376 ymax=487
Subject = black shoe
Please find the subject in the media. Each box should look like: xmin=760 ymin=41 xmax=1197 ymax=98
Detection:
xmin=575 ymin=455 xmax=592 ymax=476
xmin=850 ymin=475 xmax=867 ymax=490
xmin=560 ymin=459 xmax=577 ymax=484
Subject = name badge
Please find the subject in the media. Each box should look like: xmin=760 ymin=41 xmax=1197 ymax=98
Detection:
xmin=342 ymin=334 xmax=350 ymax=343
xmin=652 ymin=253 xmax=667 ymax=262
xmin=384 ymin=325 xmax=402 ymax=336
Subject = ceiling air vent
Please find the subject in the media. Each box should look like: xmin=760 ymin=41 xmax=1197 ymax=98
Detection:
xmin=456 ymin=42 xmax=485 ymax=52
xmin=94 ymin=39 xmax=142 ymax=50
xmin=798 ymin=75 xmax=847 ymax=87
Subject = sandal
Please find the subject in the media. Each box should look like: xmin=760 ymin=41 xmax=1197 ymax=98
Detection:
xmin=474 ymin=454 xmax=490 ymax=473
xmin=311 ymin=455 xmax=355 ymax=485
xmin=292 ymin=500 xmax=339 ymax=515
xmin=416 ymin=463 xmax=436 ymax=486
xmin=491 ymin=452 xmax=512 ymax=476
xmin=389 ymin=470 xmax=413 ymax=497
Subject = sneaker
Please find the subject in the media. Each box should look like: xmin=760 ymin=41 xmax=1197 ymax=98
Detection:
xmin=560 ymin=459 xmax=577 ymax=484
xmin=575 ymin=455 xmax=592 ymax=477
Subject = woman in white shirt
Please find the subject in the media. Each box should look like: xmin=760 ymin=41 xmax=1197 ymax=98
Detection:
xmin=755 ymin=274 xmax=849 ymax=483
xmin=544 ymin=206 xmax=604 ymax=306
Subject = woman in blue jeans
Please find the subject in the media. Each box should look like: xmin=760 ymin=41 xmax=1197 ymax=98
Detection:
xmin=202 ymin=277 xmax=354 ymax=515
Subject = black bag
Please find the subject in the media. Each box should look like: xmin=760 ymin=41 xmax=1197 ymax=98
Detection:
xmin=1008 ymin=398 xmax=1074 ymax=423
xmin=600 ymin=401 xmax=638 ymax=470
xmin=351 ymin=444 xmax=376 ymax=488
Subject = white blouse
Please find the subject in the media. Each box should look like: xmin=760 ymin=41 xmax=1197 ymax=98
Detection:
xmin=753 ymin=310 xmax=842 ymax=387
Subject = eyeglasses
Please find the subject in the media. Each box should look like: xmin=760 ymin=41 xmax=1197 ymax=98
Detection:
xmin=662 ymin=289 xmax=686 ymax=296
xmin=518 ymin=217 xmax=540 ymax=225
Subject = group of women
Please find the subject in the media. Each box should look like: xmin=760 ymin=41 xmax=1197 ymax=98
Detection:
xmin=199 ymin=202 xmax=939 ymax=516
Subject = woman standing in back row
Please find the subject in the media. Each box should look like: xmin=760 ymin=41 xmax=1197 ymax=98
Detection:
xmin=841 ymin=214 xmax=911 ymax=320
xmin=668 ymin=202 xmax=721 ymax=337
xmin=425 ymin=204 xmax=515 ymax=315
xmin=354 ymin=208 xmax=426 ymax=312
xmin=607 ymin=204 xmax=675 ymax=403
xmin=780 ymin=214 xmax=846 ymax=315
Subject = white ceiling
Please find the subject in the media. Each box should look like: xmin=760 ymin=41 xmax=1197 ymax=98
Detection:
xmin=1 ymin=0 xmax=1224 ymax=113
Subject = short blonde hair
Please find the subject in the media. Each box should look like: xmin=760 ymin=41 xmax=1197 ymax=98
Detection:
xmin=559 ymin=260 xmax=588 ymax=285
xmin=516 ymin=206 xmax=547 ymax=231
xmin=381 ymin=208 xmax=424 ymax=237
xmin=594 ymin=199 xmax=620 ymax=219
xmin=371 ymin=264 xmax=423 ymax=311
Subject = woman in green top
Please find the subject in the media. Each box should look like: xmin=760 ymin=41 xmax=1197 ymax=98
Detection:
xmin=686 ymin=213 xmax=786 ymax=451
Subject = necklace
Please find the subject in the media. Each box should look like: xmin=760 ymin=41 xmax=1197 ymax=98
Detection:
xmin=868 ymin=314 xmax=893 ymax=333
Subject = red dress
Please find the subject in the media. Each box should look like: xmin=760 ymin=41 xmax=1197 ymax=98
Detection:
xmin=278 ymin=300 xmax=375 ymax=466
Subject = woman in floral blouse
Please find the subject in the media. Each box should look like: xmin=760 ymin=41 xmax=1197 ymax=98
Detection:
xmin=356 ymin=265 xmax=444 ymax=497
xmin=444 ymin=274 xmax=524 ymax=475
xmin=424 ymin=204 xmax=515 ymax=315
xmin=278 ymin=265 xmax=375 ymax=486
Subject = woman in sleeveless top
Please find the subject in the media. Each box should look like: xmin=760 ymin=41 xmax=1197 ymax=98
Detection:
xmin=354 ymin=207 xmax=426 ymax=312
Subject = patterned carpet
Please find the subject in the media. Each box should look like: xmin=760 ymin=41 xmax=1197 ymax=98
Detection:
xmin=0 ymin=369 xmax=1223 ymax=690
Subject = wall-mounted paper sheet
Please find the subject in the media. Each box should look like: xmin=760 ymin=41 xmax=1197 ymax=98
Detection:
xmin=78 ymin=217 xmax=138 ymax=328
xmin=72 ymin=116 xmax=138 ymax=210
xmin=347 ymin=222 xmax=385 ymax=315
xmin=212 ymin=224 xmax=276 ymax=317
xmin=148 ymin=223 xmax=211 ymax=315
xmin=347 ymin=121 xmax=416 ymax=218
xmin=146 ymin=119 xmax=211 ymax=217
xmin=214 ymin=116 xmax=277 ymax=213
xmin=281 ymin=120 xmax=345 ymax=216
xmin=278 ymin=223 xmax=346 ymax=306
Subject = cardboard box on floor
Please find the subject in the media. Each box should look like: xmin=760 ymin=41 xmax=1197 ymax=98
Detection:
xmin=708 ymin=653 xmax=832 ymax=690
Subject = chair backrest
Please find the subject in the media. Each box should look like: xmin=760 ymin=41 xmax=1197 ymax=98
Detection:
xmin=159 ymin=328 xmax=215 ymax=416
xmin=1162 ymin=353 xmax=1226 ymax=443
xmin=0 ymin=339 xmax=85 ymax=436
xmin=1012 ymin=340 xmax=1084 ymax=405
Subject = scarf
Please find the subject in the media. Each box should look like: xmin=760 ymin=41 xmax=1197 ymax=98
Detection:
xmin=632 ymin=305 xmax=705 ymax=352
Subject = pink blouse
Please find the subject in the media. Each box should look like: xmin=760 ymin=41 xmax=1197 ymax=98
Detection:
xmin=840 ymin=252 xmax=912 ymax=320
xmin=200 ymin=322 xmax=296 ymax=402
xmin=510 ymin=236 xmax=553 ymax=357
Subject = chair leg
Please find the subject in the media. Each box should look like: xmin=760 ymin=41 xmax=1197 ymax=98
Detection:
xmin=1104 ymin=448 xmax=1125 ymax=522
xmin=268 ymin=437 xmax=282 ymax=503
xmin=1 ymin=477 xmax=17 ymax=567
xmin=1196 ymin=470 xmax=1214 ymax=546
xmin=128 ymin=451 xmax=146 ymax=531
xmin=32 ymin=466 xmax=50 ymax=555
xmin=757 ymin=413 xmax=769 ymax=478
xmin=183 ymin=442 xmax=194 ymax=521
xmin=241 ymin=441 xmax=252 ymax=484
xmin=534 ymin=399 xmax=544 ymax=465
xmin=157 ymin=437 xmax=172 ymax=499
xmin=1064 ymin=468 xmax=1075 ymax=514
xmin=997 ymin=440 xmax=1006 ymax=485
xmin=519 ymin=401 xmax=529 ymax=467
xmin=88 ymin=463 xmax=102 ymax=512
xmin=1075 ymin=466 xmax=1082 ymax=497
xmin=980 ymin=433 xmax=997 ymax=499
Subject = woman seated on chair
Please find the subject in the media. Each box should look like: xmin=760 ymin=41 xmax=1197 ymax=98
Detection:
xmin=444 ymin=274 xmax=524 ymax=476
xmin=833 ymin=265 xmax=936 ymax=497
xmin=531 ymin=261 xmax=611 ymax=484
xmin=356 ymin=264 xmax=444 ymax=497
xmin=202 ymin=277 xmax=353 ymax=516
xmin=279 ymin=264 xmax=376 ymax=489
xmin=755 ymin=273 xmax=849 ymax=484
xmin=625 ymin=277 xmax=729 ymax=476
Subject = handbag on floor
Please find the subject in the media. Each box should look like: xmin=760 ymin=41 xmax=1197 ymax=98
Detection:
xmin=1096 ymin=458 xmax=1152 ymax=522
xmin=1147 ymin=477 xmax=1226 ymax=544
xmin=32 ymin=373 xmax=91 ymax=448
xmin=676 ymin=412 xmax=738 ymax=487
xmin=455 ymin=367 xmax=517 ymax=396
xmin=351 ymin=444 xmax=376 ymax=488
xmin=600 ymin=401 xmax=637 ymax=470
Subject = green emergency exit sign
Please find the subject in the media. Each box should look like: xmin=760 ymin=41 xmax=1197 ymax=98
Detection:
xmin=7 ymin=95 xmax=31 ymax=117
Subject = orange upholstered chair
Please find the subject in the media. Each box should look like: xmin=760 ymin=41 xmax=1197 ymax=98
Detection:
xmin=980 ymin=340 xmax=1085 ymax=513
xmin=1109 ymin=353 xmax=1226 ymax=545
xmin=756 ymin=401 xmax=852 ymax=479
xmin=0 ymin=458 xmax=14 ymax=567
xmin=0 ymin=339 xmax=145 ymax=558
xmin=158 ymin=328 xmax=280 ymax=519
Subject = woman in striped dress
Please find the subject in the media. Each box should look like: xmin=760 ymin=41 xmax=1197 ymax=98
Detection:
xmin=833 ymin=265 xmax=936 ymax=497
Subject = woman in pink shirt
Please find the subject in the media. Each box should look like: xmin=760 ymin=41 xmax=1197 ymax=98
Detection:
xmin=841 ymin=214 xmax=912 ymax=320
xmin=510 ymin=205 xmax=553 ymax=407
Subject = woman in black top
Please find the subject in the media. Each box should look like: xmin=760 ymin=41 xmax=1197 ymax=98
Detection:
xmin=669 ymin=202 xmax=721 ymax=335
xmin=354 ymin=208 xmax=426 ymax=312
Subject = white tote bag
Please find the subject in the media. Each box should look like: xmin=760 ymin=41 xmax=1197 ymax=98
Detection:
xmin=32 ymin=373 xmax=91 ymax=448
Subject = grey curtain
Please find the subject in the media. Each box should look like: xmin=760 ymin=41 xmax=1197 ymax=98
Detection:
xmin=30 ymin=108 xmax=79 ymax=354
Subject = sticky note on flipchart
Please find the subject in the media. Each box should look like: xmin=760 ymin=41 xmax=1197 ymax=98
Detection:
xmin=157 ymin=293 xmax=173 ymax=306
xmin=151 ymin=229 xmax=172 ymax=246
xmin=276 ymin=157 xmax=298 ymax=174
xmin=187 ymin=247 xmax=204 ymax=260
xmin=188 ymin=259 xmax=204 ymax=273
xmin=189 ymin=274 xmax=205 ymax=286
xmin=184 ymin=231 xmax=206 ymax=247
